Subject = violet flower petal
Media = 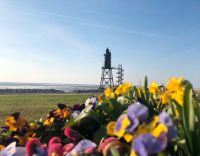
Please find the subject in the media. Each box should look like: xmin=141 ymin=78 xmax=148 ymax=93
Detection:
xmin=127 ymin=102 xmax=149 ymax=123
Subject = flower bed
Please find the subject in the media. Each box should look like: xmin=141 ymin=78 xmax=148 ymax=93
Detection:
xmin=0 ymin=77 xmax=200 ymax=156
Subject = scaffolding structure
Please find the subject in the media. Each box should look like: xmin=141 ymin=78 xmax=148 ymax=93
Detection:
xmin=114 ymin=64 xmax=124 ymax=86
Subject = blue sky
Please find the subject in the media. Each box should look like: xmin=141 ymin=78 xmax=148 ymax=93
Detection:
xmin=0 ymin=0 xmax=200 ymax=87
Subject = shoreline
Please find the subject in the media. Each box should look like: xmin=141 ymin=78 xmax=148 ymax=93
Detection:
xmin=0 ymin=88 xmax=102 ymax=95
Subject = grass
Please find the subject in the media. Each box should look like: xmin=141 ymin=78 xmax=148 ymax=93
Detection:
xmin=0 ymin=93 xmax=98 ymax=126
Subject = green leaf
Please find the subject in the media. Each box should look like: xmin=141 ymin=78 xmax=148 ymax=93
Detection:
xmin=109 ymin=99 xmax=123 ymax=117
xmin=99 ymin=104 xmax=117 ymax=120
xmin=172 ymin=100 xmax=183 ymax=115
xmin=65 ymin=106 xmax=99 ymax=128
xmin=140 ymin=90 xmax=146 ymax=102
xmin=133 ymin=86 xmax=140 ymax=98
xmin=144 ymin=76 xmax=148 ymax=91
xmin=183 ymin=83 xmax=194 ymax=132
xmin=182 ymin=82 xmax=195 ymax=154
xmin=144 ymin=76 xmax=150 ymax=105
xmin=93 ymin=125 xmax=107 ymax=144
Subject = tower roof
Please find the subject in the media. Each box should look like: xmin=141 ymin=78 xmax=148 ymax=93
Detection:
xmin=106 ymin=47 xmax=110 ymax=53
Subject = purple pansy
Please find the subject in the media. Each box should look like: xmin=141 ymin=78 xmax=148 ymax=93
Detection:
xmin=115 ymin=114 xmax=131 ymax=136
xmin=132 ymin=133 xmax=167 ymax=156
xmin=126 ymin=113 xmax=139 ymax=133
xmin=126 ymin=102 xmax=149 ymax=133
xmin=159 ymin=111 xmax=177 ymax=141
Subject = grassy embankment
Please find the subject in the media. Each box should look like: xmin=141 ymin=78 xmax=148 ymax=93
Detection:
xmin=0 ymin=93 xmax=98 ymax=126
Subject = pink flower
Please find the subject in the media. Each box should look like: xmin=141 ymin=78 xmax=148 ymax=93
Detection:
xmin=48 ymin=137 xmax=61 ymax=146
xmin=48 ymin=137 xmax=63 ymax=156
xmin=98 ymin=137 xmax=122 ymax=155
xmin=48 ymin=143 xmax=63 ymax=156
xmin=25 ymin=138 xmax=41 ymax=156
xmin=64 ymin=127 xmax=82 ymax=142
xmin=63 ymin=143 xmax=75 ymax=154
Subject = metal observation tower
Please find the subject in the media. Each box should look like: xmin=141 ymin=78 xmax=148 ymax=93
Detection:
xmin=99 ymin=48 xmax=124 ymax=90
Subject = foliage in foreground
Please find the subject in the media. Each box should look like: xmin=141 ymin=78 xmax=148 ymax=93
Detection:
xmin=0 ymin=77 xmax=200 ymax=156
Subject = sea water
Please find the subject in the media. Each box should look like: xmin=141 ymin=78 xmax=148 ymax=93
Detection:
xmin=0 ymin=82 xmax=98 ymax=92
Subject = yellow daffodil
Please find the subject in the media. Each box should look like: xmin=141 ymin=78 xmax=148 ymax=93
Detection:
xmin=122 ymin=83 xmax=132 ymax=93
xmin=107 ymin=121 xmax=116 ymax=136
xmin=161 ymin=92 xmax=170 ymax=104
xmin=98 ymin=95 xmax=104 ymax=103
xmin=104 ymin=88 xmax=115 ymax=98
xmin=115 ymin=85 xmax=123 ymax=95
xmin=167 ymin=77 xmax=184 ymax=92
xmin=171 ymin=90 xmax=184 ymax=106
xmin=149 ymin=81 xmax=159 ymax=95
xmin=175 ymin=110 xmax=180 ymax=118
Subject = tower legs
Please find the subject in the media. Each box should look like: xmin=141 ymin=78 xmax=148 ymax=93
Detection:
xmin=99 ymin=68 xmax=114 ymax=90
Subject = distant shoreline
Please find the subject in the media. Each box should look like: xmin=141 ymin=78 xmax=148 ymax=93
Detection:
xmin=0 ymin=88 xmax=102 ymax=94
xmin=0 ymin=89 xmax=64 ymax=94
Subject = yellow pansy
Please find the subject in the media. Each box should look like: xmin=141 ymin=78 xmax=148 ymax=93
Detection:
xmin=130 ymin=150 xmax=138 ymax=156
xmin=151 ymin=123 xmax=168 ymax=138
xmin=131 ymin=124 xmax=149 ymax=139
xmin=123 ymin=133 xmax=133 ymax=143
xmin=114 ymin=115 xmax=131 ymax=137
xmin=29 ymin=123 xmax=38 ymax=130
xmin=149 ymin=81 xmax=159 ymax=95
xmin=150 ymin=116 xmax=159 ymax=129
xmin=107 ymin=121 xmax=116 ymax=136
xmin=5 ymin=114 xmax=26 ymax=132
xmin=5 ymin=116 xmax=17 ymax=131
xmin=44 ymin=117 xmax=54 ymax=126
